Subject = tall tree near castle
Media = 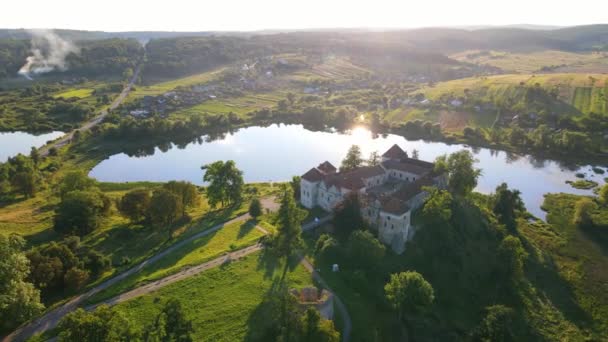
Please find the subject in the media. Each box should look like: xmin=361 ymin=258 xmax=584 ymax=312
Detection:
xmin=434 ymin=150 xmax=482 ymax=196
xmin=274 ymin=186 xmax=307 ymax=278
xmin=340 ymin=145 xmax=363 ymax=172
xmin=202 ymin=160 xmax=244 ymax=208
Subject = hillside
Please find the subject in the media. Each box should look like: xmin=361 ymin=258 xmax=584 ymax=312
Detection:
xmin=420 ymin=73 xmax=608 ymax=116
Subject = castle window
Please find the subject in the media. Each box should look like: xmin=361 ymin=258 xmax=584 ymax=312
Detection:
xmin=391 ymin=224 xmax=394 ymax=229
xmin=387 ymin=216 xmax=391 ymax=220
xmin=384 ymin=222 xmax=387 ymax=227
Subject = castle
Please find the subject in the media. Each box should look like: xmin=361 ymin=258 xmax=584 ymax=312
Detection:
xmin=300 ymin=144 xmax=446 ymax=254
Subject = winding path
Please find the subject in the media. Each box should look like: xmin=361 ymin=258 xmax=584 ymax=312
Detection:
xmin=2 ymin=211 xmax=253 ymax=342
xmin=3 ymin=208 xmax=347 ymax=342
xmin=39 ymin=64 xmax=142 ymax=157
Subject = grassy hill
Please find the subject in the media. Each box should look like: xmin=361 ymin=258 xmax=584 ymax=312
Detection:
xmin=421 ymin=73 xmax=608 ymax=116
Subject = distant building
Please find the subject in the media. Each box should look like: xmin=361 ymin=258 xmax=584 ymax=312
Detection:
xmin=300 ymin=144 xmax=447 ymax=254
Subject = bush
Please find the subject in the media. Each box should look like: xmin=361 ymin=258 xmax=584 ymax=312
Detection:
xmin=249 ymin=197 xmax=262 ymax=218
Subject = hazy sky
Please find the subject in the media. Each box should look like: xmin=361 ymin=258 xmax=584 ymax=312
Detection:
xmin=1 ymin=0 xmax=606 ymax=31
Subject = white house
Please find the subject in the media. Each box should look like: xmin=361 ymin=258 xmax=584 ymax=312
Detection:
xmin=300 ymin=144 xmax=446 ymax=254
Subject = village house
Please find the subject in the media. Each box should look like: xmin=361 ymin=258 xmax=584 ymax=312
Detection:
xmin=300 ymin=144 xmax=447 ymax=254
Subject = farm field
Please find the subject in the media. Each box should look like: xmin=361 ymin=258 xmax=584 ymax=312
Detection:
xmin=132 ymin=67 xmax=227 ymax=98
xmin=169 ymin=93 xmax=282 ymax=120
xmin=450 ymin=50 xmax=608 ymax=74
xmin=53 ymin=88 xmax=94 ymax=99
xmin=114 ymin=253 xmax=313 ymax=342
xmin=419 ymin=73 xmax=608 ymax=115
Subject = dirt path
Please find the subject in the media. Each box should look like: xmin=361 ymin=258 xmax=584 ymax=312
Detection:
xmin=3 ymin=206 xmax=333 ymax=342
xmin=87 ymin=243 xmax=264 ymax=310
xmin=3 ymin=209 xmax=253 ymax=342
xmin=300 ymin=258 xmax=352 ymax=342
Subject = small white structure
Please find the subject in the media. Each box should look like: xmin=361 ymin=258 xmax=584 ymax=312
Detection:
xmin=450 ymin=99 xmax=463 ymax=107
xmin=332 ymin=264 xmax=340 ymax=272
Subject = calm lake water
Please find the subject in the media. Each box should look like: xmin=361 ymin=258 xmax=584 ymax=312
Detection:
xmin=0 ymin=131 xmax=64 ymax=161
xmin=90 ymin=124 xmax=607 ymax=219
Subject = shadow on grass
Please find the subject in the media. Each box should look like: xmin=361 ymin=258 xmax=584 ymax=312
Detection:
xmin=243 ymin=277 xmax=292 ymax=342
xmin=521 ymin=231 xmax=594 ymax=332
xmin=237 ymin=219 xmax=257 ymax=239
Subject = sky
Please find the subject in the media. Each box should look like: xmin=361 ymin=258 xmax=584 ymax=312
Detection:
xmin=1 ymin=0 xmax=606 ymax=32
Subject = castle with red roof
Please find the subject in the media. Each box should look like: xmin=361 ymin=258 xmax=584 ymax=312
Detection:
xmin=300 ymin=144 xmax=446 ymax=253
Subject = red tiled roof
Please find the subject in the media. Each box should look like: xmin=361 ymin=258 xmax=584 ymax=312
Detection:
xmin=301 ymin=167 xmax=324 ymax=182
xmin=382 ymin=144 xmax=408 ymax=159
xmin=317 ymin=161 xmax=337 ymax=174
xmin=323 ymin=165 xmax=385 ymax=190
xmin=381 ymin=197 xmax=411 ymax=215
xmin=382 ymin=160 xmax=432 ymax=176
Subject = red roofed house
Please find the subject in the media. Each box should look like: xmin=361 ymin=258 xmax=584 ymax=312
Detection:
xmin=300 ymin=144 xmax=446 ymax=253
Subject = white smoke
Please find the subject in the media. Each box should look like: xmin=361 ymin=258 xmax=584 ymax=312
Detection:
xmin=18 ymin=29 xmax=79 ymax=79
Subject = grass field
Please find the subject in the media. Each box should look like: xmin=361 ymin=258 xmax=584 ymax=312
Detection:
xmin=87 ymin=218 xmax=268 ymax=303
xmin=53 ymin=88 xmax=95 ymax=99
xmin=531 ymin=193 xmax=608 ymax=338
xmin=114 ymin=253 xmax=313 ymax=342
xmin=450 ymin=50 xmax=608 ymax=74
xmin=170 ymin=93 xmax=280 ymax=120
xmin=290 ymin=56 xmax=371 ymax=82
xmin=420 ymin=73 xmax=608 ymax=115
xmin=132 ymin=67 xmax=227 ymax=98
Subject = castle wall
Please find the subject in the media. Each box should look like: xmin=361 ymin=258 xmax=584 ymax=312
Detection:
xmin=300 ymin=179 xmax=319 ymax=209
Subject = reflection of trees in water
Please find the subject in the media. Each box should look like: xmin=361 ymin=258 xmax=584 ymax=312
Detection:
xmin=470 ymin=146 xmax=481 ymax=155
xmin=504 ymin=152 xmax=521 ymax=164
xmin=527 ymin=155 xmax=548 ymax=169
xmin=489 ymin=149 xmax=499 ymax=157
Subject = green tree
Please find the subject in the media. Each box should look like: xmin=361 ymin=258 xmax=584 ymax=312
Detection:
xmin=54 ymin=190 xmax=111 ymax=236
xmin=384 ymin=271 xmax=434 ymax=327
xmin=0 ymin=234 xmax=44 ymax=332
xmin=347 ymin=230 xmax=386 ymax=270
xmin=274 ymin=186 xmax=307 ymax=272
xmin=411 ymin=149 xmax=419 ymax=160
xmin=145 ymin=299 xmax=194 ymax=342
xmin=497 ymin=236 xmax=528 ymax=282
xmin=572 ymin=197 xmax=596 ymax=228
xmin=492 ymin=183 xmax=524 ymax=232
xmin=314 ymin=234 xmax=341 ymax=261
xmin=30 ymin=147 xmax=40 ymax=166
xmin=299 ymin=307 xmax=340 ymax=342
xmin=249 ymin=197 xmax=262 ymax=218
xmin=59 ymin=170 xmax=97 ymax=199
xmin=147 ymin=189 xmax=184 ymax=226
xmin=202 ymin=160 xmax=244 ymax=208
xmin=118 ymin=189 xmax=151 ymax=223
xmin=340 ymin=145 xmax=363 ymax=172
xmin=290 ymin=176 xmax=301 ymax=200
xmin=332 ymin=192 xmax=365 ymax=240
xmin=63 ymin=267 xmax=90 ymax=291
xmin=435 ymin=150 xmax=482 ymax=196
xmin=367 ymin=151 xmax=381 ymax=166
xmin=422 ymin=187 xmax=453 ymax=225
xmin=163 ymin=181 xmax=200 ymax=215
xmin=57 ymin=305 xmax=141 ymax=342
xmin=470 ymin=305 xmax=515 ymax=342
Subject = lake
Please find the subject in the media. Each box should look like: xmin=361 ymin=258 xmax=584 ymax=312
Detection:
xmin=0 ymin=131 xmax=64 ymax=161
xmin=89 ymin=124 xmax=607 ymax=219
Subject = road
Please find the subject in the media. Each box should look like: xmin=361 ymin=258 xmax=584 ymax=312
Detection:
xmin=39 ymin=64 xmax=142 ymax=157
xmin=2 ymin=209 xmax=254 ymax=342
xmin=3 ymin=207 xmax=340 ymax=342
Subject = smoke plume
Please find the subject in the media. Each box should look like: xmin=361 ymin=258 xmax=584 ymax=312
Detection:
xmin=18 ymin=29 xmax=79 ymax=79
